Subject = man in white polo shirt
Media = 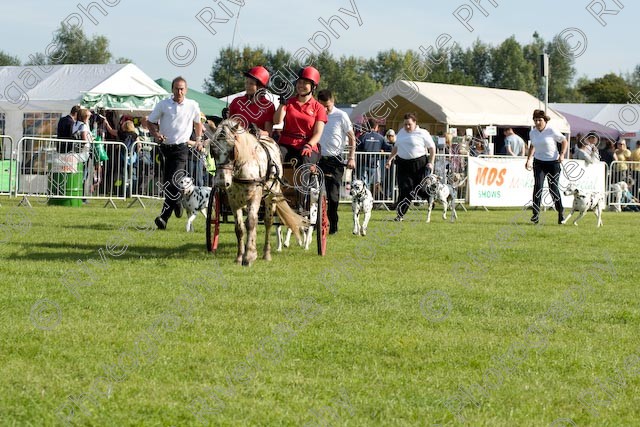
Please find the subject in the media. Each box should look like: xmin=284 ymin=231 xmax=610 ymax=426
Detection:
xmin=317 ymin=89 xmax=356 ymax=234
xmin=147 ymin=76 xmax=203 ymax=230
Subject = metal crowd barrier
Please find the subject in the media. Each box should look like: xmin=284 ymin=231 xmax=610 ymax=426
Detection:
xmin=608 ymin=160 xmax=640 ymax=211
xmin=14 ymin=137 xmax=128 ymax=207
xmin=342 ymin=151 xmax=469 ymax=209
xmin=127 ymin=140 xmax=162 ymax=208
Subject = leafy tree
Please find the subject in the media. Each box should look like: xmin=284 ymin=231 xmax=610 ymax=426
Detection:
xmin=490 ymin=36 xmax=535 ymax=93
xmin=203 ymin=46 xmax=269 ymax=97
xmin=323 ymin=55 xmax=380 ymax=104
xmin=546 ymin=35 xmax=577 ymax=102
xmin=578 ymin=73 xmax=631 ymax=103
xmin=42 ymin=24 xmax=112 ymax=64
xmin=368 ymin=49 xmax=414 ymax=86
xmin=0 ymin=50 xmax=21 ymax=66
xmin=115 ymin=57 xmax=133 ymax=64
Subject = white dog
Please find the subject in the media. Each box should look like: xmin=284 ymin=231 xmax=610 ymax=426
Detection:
xmin=350 ymin=179 xmax=373 ymax=236
xmin=179 ymin=176 xmax=212 ymax=232
xmin=609 ymin=181 xmax=629 ymax=212
xmin=561 ymin=183 xmax=604 ymax=227
xmin=422 ymin=174 xmax=457 ymax=223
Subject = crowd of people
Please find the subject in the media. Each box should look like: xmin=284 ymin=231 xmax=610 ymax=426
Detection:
xmin=55 ymin=66 xmax=640 ymax=229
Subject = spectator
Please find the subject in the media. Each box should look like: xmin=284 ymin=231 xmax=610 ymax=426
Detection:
xmin=525 ymin=109 xmax=567 ymax=225
xmin=384 ymin=112 xmax=435 ymax=221
xmin=629 ymin=140 xmax=640 ymax=197
xmin=573 ymin=132 xmax=600 ymax=165
xmin=613 ymin=139 xmax=631 ymax=184
xmin=317 ymin=89 xmax=356 ymax=234
xmin=385 ymin=129 xmax=396 ymax=146
xmin=57 ymin=105 xmax=81 ymax=153
xmin=147 ymin=76 xmax=203 ymax=230
xmin=357 ymin=118 xmax=392 ymax=192
xmin=503 ymin=127 xmax=525 ymax=156
xmin=599 ymin=138 xmax=616 ymax=167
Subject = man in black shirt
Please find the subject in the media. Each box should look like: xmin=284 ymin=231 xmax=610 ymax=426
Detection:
xmin=56 ymin=105 xmax=81 ymax=153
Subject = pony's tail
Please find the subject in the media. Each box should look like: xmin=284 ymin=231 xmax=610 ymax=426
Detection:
xmin=274 ymin=198 xmax=308 ymax=242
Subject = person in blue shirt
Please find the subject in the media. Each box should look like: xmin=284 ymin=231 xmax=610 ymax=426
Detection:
xmin=356 ymin=118 xmax=392 ymax=193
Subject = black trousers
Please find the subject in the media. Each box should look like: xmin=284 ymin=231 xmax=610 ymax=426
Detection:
xmin=395 ymin=155 xmax=427 ymax=218
xmin=318 ymin=156 xmax=345 ymax=232
xmin=159 ymin=144 xmax=188 ymax=221
xmin=532 ymin=159 xmax=563 ymax=217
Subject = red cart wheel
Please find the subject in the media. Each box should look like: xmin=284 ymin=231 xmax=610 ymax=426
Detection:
xmin=206 ymin=187 xmax=221 ymax=252
xmin=316 ymin=184 xmax=328 ymax=256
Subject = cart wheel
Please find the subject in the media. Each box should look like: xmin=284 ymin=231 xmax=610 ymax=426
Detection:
xmin=316 ymin=184 xmax=328 ymax=256
xmin=206 ymin=187 xmax=221 ymax=252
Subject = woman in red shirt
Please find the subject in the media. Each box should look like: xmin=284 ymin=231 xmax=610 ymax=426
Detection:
xmin=273 ymin=66 xmax=327 ymax=166
xmin=228 ymin=66 xmax=275 ymax=135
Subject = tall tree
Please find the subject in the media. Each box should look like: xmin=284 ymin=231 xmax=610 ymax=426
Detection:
xmin=578 ymin=73 xmax=631 ymax=103
xmin=490 ymin=36 xmax=535 ymax=93
xmin=0 ymin=50 xmax=21 ymax=66
xmin=42 ymin=24 xmax=112 ymax=64
xmin=546 ymin=35 xmax=577 ymax=102
xmin=203 ymin=46 xmax=269 ymax=97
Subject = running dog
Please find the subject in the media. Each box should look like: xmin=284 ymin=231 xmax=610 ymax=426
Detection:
xmin=561 ymin=183 xmax=604 ymax=227
xmin=350 ymin=179 xmax=373 ymax=236
xmin=423 ymin=174 xmax=457 ymax=223
xmin=179 ymin=176 xmax=212 ymax=232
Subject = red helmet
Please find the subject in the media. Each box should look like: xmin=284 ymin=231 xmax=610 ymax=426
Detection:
xmin=243 ymin=66 xmax=270 ymax=87
xmin=298 ymin=66 xmax=320 ymax=86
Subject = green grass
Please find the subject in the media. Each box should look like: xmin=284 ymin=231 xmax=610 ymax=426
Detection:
xmin=1 ymin=197 xmax=639 ymax=426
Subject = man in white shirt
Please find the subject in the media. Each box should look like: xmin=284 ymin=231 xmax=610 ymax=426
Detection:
xmin=147 ymin=76 xmax=203 ymax=230
xmin=317 ymin=90 xmax=356 ymax=234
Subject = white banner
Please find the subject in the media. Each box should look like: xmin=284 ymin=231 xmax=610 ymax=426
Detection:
xmin=468 ymin=156 xmax=606 ymax=207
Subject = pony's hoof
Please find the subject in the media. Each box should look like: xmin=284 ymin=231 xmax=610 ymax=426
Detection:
xmin=263 ymin=253 xmax=272 ymax=261
xmin=361 ymin=229 xmax=367 ymax=236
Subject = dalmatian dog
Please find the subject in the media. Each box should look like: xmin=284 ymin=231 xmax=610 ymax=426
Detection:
xmin=561 ymin=183 xmax=604 ymax=227
xmin=422 ymin=174 xmax=457 ymax=223
xmin=179 ymin=176 xmax=212 ymax=232
xmin=350 ymin=179 xmax=373 ymax=236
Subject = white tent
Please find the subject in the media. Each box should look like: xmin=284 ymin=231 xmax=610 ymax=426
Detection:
xmin=351 ymin=81 xmax=570 ymax=134
xmin=0 ymin=63 xmax=169 ymax=143
xmin=550 ymin=103 xmax=640 ymax=133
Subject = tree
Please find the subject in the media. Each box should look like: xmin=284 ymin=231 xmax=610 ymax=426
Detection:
xmin=578 ymin=73 xmax=631 ymax=103
xmin=0 ymin=50 xmax=21 ymax=66
xmin=41 ymin=24 xmax=112 ymax=64
xmin=490 ymin=36 xmax=535 ymax=93
xmin=546 ymin=35 xmax=577 ymax=102
xmin=203 ymin=46 xmax=269 ymax=97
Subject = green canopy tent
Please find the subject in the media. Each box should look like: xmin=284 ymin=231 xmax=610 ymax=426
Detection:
xmin=155 ymin=78 xmax=226 ymax=117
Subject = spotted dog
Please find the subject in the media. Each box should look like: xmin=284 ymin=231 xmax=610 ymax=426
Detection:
xmin=561 ymin=183 xmax=604 ymax=227
xmin=179 ymin=176 xmax=212 ymax=232
xmin=350 ymin=179 xmax=373 ymax=236
xmin=422 ymin=174 xmax=457 ymax=223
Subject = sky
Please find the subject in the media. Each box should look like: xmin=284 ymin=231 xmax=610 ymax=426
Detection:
xmin=2 ymin=0 xmax=637 ymax=94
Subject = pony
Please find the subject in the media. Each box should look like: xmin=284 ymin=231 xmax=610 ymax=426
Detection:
xmin=209 ymin=119 xmax=307 ymax=266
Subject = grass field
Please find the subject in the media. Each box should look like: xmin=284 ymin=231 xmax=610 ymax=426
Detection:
xmin=1 ymin=196 xmax=639 ymax=426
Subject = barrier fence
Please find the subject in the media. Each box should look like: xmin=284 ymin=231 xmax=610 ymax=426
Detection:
xmin=2 ymin=135 xmax=639 ymax=212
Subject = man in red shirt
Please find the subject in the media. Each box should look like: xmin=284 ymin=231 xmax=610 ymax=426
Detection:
xmin=273 ymin=66 xmax=327 ymax=166
xmin=228 ymin=66 xmax=275 ymax=134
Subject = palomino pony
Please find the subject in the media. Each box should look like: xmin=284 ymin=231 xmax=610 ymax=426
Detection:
xmin=209 ymin=119 xmax=307 ymax=266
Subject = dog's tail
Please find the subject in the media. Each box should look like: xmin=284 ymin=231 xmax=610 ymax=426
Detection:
xmin=274 ymin=197 xmax=308 ymax=242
